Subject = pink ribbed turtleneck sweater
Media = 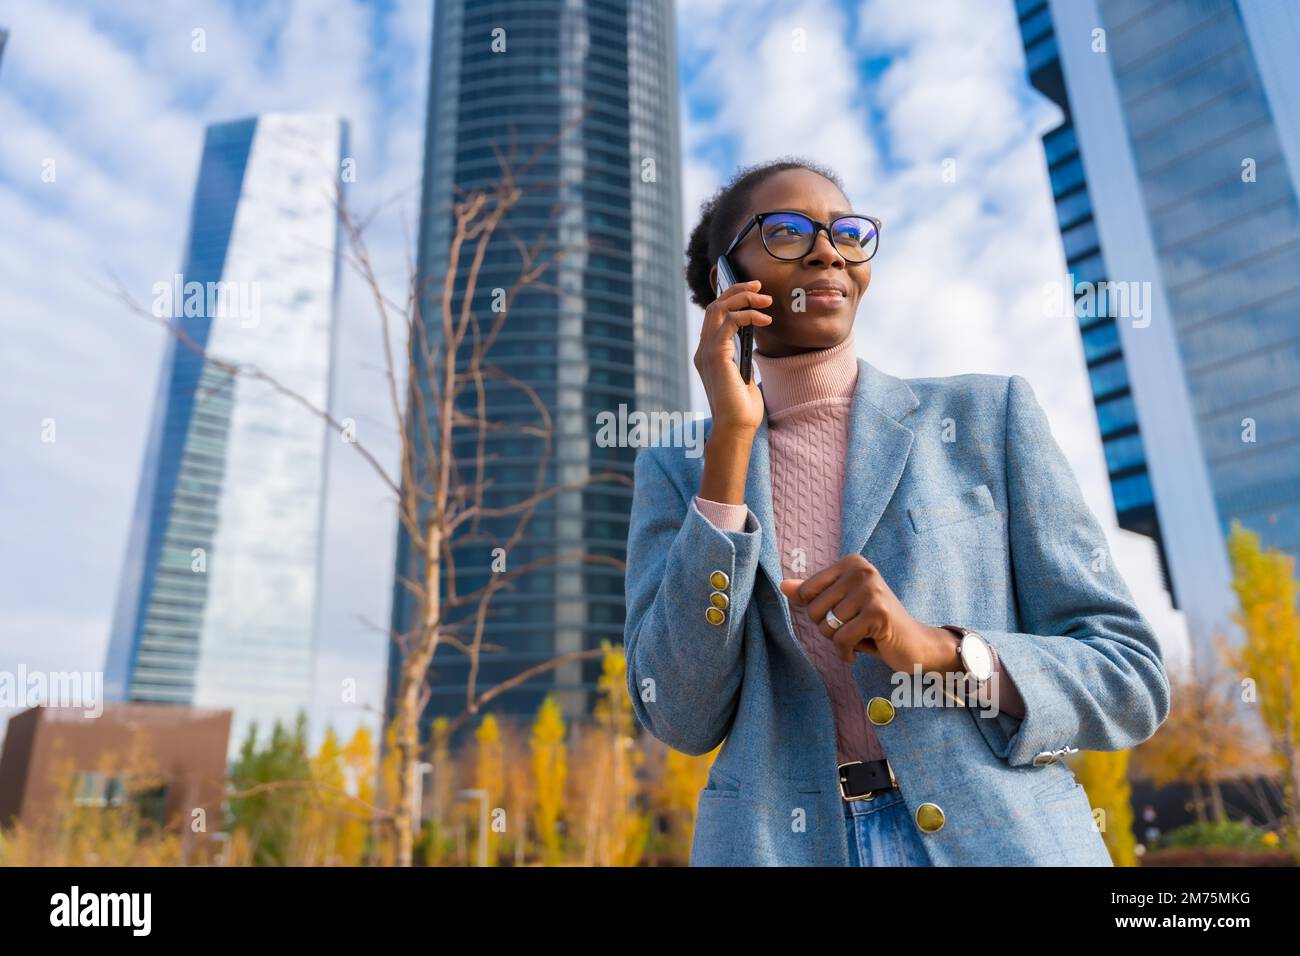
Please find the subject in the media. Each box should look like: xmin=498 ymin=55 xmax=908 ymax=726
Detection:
xmin=694 ymin=331 xmax=1023 ymax=768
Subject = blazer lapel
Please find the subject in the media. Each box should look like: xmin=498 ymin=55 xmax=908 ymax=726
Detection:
xmin=738 ymin=356 xmax=920 ymax=594
xmin=839 ymin=357 xmax=920 ymax=561
xmin=741 ymin=411 xmax=784 ymax=594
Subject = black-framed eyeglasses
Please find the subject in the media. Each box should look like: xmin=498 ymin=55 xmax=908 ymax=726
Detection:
xmin=724 ymin=209 xmax=882 ymax=263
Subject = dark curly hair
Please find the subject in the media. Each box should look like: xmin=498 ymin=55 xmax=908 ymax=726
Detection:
xmin=684 ymin=157 xmax=848 ymax=309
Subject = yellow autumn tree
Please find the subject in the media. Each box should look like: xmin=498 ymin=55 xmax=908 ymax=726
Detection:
xmin=502 ymin=721 xmax=532 ymax=866
xmin=1225 ymin=519 xmax=1300 ymax=845
xmin=338 ymin=725 xmax=375 ymax=866
xmin=300 ymin=726 xmax=346 ymax=864
xmin=1074 ymin=749 xmax=1135 ymax=865
xmin=225 ymin=826 xmax=252 ymax=866
xmin=422 ymin=717 xmax=453 ymax=866
xmin=531 ymin=694 xmax=567 ymax=865
xmin=1132 ymin=633 xmax=1263 ymax=824
xmin=659 ymin=744 xmax=719 ymax=865
xmin=585 ymin=641 xmax=650 ymax=866
xmin=474 ymin=713 xmax=505 ymax=865
xmin=0 ymin=749 xmax=182 ymax=866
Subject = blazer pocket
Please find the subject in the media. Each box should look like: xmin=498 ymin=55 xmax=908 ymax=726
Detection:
xmin=1031 ymin=767 xmax=1083 ymax=802
xmin=702 ymin=766 xmax=743 ymax=797
xmin=908 ymin=483 xmax=997 ymax=534
xmin=1034 ymin=781 xmax=1096 ymax=826
xmin=1036 ymin=781 xmax=1086 ymax=803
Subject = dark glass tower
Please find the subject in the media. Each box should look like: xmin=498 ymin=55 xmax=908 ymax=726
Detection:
xmin=1013 ymin=0 xmax=1300 ymax=646
xmin=387 ymin=0 xmax=690 ymax=743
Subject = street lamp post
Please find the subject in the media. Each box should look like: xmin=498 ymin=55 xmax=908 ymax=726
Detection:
xmin=412 ymin=762 xmax=432 ymax=845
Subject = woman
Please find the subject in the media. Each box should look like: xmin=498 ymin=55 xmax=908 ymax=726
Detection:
xmin=622 ymin=158 xmax=1171 ymax=867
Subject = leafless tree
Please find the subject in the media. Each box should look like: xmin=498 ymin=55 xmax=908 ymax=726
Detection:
xmin=112 ymin=107 xmax=632 ymax=865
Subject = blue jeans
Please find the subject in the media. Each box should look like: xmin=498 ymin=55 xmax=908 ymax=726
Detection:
xmin=842 ymin=789 xmax=933 ymax=867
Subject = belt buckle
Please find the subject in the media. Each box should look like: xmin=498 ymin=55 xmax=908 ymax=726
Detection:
xmin=838 ymin=759 xmax=895 ymax=803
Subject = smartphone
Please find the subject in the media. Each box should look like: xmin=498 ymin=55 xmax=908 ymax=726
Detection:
xmin=714 ymin=254 xmax=754 ymax=384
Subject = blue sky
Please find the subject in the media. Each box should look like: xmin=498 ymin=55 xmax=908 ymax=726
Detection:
xmin=0 ymin=0 xmax=1188 ymax=750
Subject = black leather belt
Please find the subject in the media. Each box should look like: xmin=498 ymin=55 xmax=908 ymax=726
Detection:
xmin=838 ymin=758 xmax=897 ymax=802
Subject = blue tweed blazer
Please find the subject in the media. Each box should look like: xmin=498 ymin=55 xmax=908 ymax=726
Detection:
xmin=623 ymin=357 xmax=1171 ymax=866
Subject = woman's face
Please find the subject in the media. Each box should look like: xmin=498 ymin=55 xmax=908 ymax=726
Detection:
xmin=711 ymin=168 xmax=870 ymax=357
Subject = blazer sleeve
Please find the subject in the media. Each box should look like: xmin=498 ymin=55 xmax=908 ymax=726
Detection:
xmin=969 ymin=374 xmax=1171 ymax=767
xmin=624 ymin=446 xmax=762 ymax=756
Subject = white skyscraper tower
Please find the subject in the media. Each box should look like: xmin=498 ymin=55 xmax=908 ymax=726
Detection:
xmin=106 ymin=114 xmax=348 ymax=760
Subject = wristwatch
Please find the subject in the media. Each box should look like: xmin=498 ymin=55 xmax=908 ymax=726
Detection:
xmin=939 ymin=624 xmax=993 ymax=684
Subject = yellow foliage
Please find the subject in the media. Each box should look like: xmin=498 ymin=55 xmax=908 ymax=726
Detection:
xmin=567 ymin=642 xmax=651 ymax=866
xmin=0 ymin=750 xmax=183 ymax=866
xmin=297 ymin=726 xmax=341 ymax=864
xmin=474 ymin=713 xmax=505 ymax=865
xmin=1074 ymin=750 xmax=1135 ymax=865
xmin=338 ymin=724 xmax=376 ymax=865
xmin=293 ymin=724 xmax=377 ymax=866
xmin=530 ymin=694 xmax=567 ymax=865
xmin=1225 ymin=520 xmax=1300 ymax=844
xmin=660 ymin=744 xmax=719 ymax=862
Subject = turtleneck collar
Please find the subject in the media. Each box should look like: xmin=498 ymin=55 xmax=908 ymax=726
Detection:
xmin=753 ymin=330 xmax=860 ymax=417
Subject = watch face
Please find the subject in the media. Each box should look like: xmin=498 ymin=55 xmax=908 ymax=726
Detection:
xmin=960 ymin=632 xmax=993 ymax=681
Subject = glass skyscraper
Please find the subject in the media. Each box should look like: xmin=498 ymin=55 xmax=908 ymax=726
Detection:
xmin=1014 ymin=0 xmax=1300 ymax=648
xmin=105 ymin=114 xmax=348 ymax=759
xmin=388 ymin=0 xmax=689 ymax=744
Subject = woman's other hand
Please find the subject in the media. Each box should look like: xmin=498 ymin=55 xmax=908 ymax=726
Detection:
xmin=780 ymin=556 xmax=961 ymax=674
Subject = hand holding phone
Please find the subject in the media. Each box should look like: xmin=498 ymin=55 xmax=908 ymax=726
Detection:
xmin=696 ymin=265 xmax=771 ymax=436
xmin=714 ymin=255 xmax=754 ymax=384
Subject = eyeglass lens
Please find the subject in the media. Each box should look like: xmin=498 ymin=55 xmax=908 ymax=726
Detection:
xmin=759 ymin=212 xmax=878 ymax=261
